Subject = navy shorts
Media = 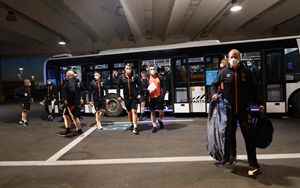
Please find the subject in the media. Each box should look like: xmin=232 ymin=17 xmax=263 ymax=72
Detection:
xmin=64 ymin=104 xmax=81 ymax=118
xmin=149 ymin=97 xmax=164 ymax=112
xmin=94 ymin=100 xmax=105 ymax=111
xmin=22 ymin=103 xmax=31 ymax=111
xmin=125 ymin=99 xmax=138 ymax=111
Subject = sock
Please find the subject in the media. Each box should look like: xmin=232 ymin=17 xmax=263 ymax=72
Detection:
xmin=152 ymin=122 xmax=158 ymax=128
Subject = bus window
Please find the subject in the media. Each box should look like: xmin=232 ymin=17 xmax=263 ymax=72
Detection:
xmin=60 ymin=65 xmax=82 ymax=82
xmin=175 ymin=59 xmax=188 ymax=83
xmin=188 ymin=57 xmax=205 ymax=83
xmin=95 ymin=64 xmax=110 ymax=82
xmin=285 ymin=48 xmax=300 ymax=82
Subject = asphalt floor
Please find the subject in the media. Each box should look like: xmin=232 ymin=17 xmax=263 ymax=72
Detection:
xmin=0 ymin=103 xmax=300 ymax=188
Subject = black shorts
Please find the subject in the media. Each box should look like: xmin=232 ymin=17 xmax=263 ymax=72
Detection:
xmin=22 ymin=103 xmax=30 ymax=111
xmin=63 ymin=105 xmax=81 ymax=118
xmin=149 ymin=97 xmax=164 ymax=112
xmin=125 ymin=99 xmax=138 ymax=111
xmin=94 ymin=100 xmax=105 ymax=111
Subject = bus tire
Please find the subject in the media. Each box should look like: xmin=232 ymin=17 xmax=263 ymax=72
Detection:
xmin=288 ymin=90 xmax=300 ymax=118
xmin=104 ymin=94 xmax=124 ymax=117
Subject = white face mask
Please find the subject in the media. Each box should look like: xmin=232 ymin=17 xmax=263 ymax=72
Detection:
xmin=220 ymin=63 xmax=225 ymax=69
xmin=94 ymin=75 xmax=100 ymax=80
xmin=247 ymin=61 xmax=252 ymax=66
xmin=125 ymin=69 xmax=132 ymax=75
xmin=150 ymin=70 xmax=157 ymax=75
xmin=229 ymin=58 xmax=240 ymax=67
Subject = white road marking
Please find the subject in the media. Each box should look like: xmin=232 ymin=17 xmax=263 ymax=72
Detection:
xmin=2 ymin=153 xmax=300 ymax=167
xmin=46 ymin=127 xmax=96 ymax=162
xmin=104 ymin=119 xmax=194 ymax=125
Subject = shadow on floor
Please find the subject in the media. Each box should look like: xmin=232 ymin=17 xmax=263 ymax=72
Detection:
xmin=231 ymin=161 xmax=300 ymax=187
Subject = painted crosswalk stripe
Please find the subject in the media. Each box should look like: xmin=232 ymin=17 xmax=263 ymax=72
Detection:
xmin=46 ymin=127 xmax=96 ymax=162
xmin=1 ymin=153 xmax=300 ymax=167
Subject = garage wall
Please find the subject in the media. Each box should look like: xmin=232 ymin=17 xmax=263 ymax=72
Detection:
xmin=0 ymin=55 xmax=48 ymax=84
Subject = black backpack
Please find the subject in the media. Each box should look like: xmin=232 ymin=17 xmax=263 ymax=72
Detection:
xmin=252 ymin=112 xmax=274 ymax=149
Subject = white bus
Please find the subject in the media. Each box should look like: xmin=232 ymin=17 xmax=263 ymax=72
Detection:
xmin=44 ymin=35 xmax=300 ymax=117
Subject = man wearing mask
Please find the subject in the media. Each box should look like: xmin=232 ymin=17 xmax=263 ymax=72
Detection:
xmin=139 ymin=71 xmax=149 ymax=120
xmin=212 ymin=49 xmax=263 ymax=176
xmin=45 ymin=80 xmax=58 ymax=121
xmin=148 ymin=65 xmax=165 ymax=133
xmin=89 ymin=72 xmax=105 ymax=130
xmin=118 ymin=64 xmax=141 ymax=135
xmin=58 ymin=70 xmax=83 ymax=137
xmin=16 ymin=79 xmax=32 ymax=127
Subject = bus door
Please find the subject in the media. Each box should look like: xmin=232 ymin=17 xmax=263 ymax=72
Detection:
xmin=187 ymin=57 xmax=206 ymax=113
xmin=172 ymin=57 xmax=190 ymax=113
xmin=264 ymin=50 xmax=286 ymax=113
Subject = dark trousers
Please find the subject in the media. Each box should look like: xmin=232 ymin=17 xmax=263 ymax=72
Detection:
xmin=224 ymin=110 xmax=259 ymax=168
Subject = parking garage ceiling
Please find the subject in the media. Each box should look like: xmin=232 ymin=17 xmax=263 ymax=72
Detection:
xmin=0 ymin=0 xmax=299 ymax=55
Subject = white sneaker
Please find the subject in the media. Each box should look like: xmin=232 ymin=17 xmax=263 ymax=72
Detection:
xmin=248 ymin=168 xmax=262 ymax=176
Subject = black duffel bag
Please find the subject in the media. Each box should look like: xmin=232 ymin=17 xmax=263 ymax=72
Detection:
xmin=249 ymin=106 xmax=274 ymax=149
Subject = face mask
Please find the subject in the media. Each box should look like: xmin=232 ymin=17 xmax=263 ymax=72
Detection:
xmin=220 ymin=63 xmax=225 ymax=69
xmin=229 ymin=58 xmax=239 ymax=67
xmin=247 ymin=61 xmax=252 ymax=67
xmin=94 ymin=75 xmax=100 ymax=80
xmin=150 ymin=70 xmax=157 ymax=75
xmin=125 ymin=69 xmax=132 ymax=75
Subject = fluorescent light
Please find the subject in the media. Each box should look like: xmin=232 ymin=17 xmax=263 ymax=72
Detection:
xmin=58 ymin=41 xmax=67 ymax=46
xmin=230 ymin=4 xmax=242 ymax=12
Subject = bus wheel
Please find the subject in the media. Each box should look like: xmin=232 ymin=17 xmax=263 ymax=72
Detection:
xmin=104 ymin=94 xmax=124 ymax=117
xmin=288 ymin=90 xmax=300 ymax=118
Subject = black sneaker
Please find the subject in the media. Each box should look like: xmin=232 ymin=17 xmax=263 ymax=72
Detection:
xmin=47 ymin=115 xmax=54 ymax=121
xmin=128 ymin=124 xmax=134 ymax=131
xmin=152 ymin=126 xmax=158 ymax=133
xmin=158 ymin=120 xmax=164 ymax=129
xmin=77 ymin=129 xmax=83 ymax=135
xmin=65 ymin=129 xmax=83 ymax=138
xmin=57 ymin=129 xmax=71 ymax=136
xmin=248 ymin=167 xmax=262 ymax=176
xmin=23 ymin=121 xmax=29 ymax=127
xmin=132 ymin=128 xmax=139 ymax=135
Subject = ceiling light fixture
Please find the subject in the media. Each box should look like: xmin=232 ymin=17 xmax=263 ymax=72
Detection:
xmin=230 ymin=0 xmax=242 ymax=12
xmin=58 ymin=41 xmax=67 ymax=46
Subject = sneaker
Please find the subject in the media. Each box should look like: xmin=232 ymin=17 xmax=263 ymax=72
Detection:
xmin=47 ymin=115 xmax=54 ymax=121
xmin=132 ymin=128 xmax=139 ymax=135
xmin=65 ymin=129 xmax=83 ymax=138
xmin=18 ymin=120 xmax=24 ymax=125
xmin=152 ymin=126 xmax=158 ymax=133
xmin=77 ymin=129 xmax=83 ymax=135
xmin=23 ymin=121 xmax=29 ymax=127
xmin=57 ymin=129 xmax=71 ymax=136
xmin=224 ymin=158 xmax=237 ymax=169
xmin=97 ymin=126 xmax=103 ymax=130
xmin=228 ymin=158 xmax=237 ymax=165
xmin=158 ymin=120 xmax=164 ymax=129
xmin=128 ymin=124 xmax=134 ymax=131
xmin=248 ymin=167 xmax=262 ymax=176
